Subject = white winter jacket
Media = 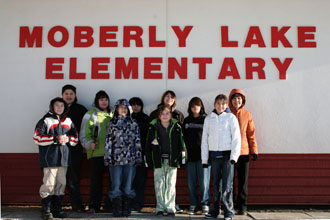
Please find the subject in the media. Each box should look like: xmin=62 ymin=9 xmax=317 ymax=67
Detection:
xmin=201 ymin=111 xmax=241 ymax=164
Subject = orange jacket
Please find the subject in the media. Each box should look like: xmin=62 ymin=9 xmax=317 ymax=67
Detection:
xmin=229 ymin=89 xmax=258 ymax=155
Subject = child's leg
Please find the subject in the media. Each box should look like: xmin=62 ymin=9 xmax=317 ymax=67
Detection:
xmin=40 ymin=167 xmax=59 ymax=198
xmin=236 ymin=155 xmax=250 ymax=213
xmin=122 ymin=165 xmax=136 ymax=216
xmin=54 ymin=167 xmax=67 ymax=196
xmin=164 ymin=160 xmax=177 ymax=213
xmin=186 ymin=161 xmax=198 ymax=207
xmin=209 ymin=157 xmax=222 ymax=216
xmin=197 ymin=161 xmax=211 ymax=207
xmin=89 ymin=157 xmax=104 ymax=212
xmin=154 ymin=165 xmax=166 ymax=212
xmin=221 ymin=155 xmax=235 ymax=218
xmin=108 ymin=165 xmax=123 ymax=199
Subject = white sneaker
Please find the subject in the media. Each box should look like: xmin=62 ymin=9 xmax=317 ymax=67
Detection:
xmin=188 ymin=205 xmax=196 ymax=215
xmin=202 ymin=205 xmax=210 ymax=215
xmin=224 ymin=217 xmax=233 ymax=220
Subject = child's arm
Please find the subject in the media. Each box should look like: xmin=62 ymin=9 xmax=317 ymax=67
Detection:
xmin=104 ymin=122 xmax=113 ymax=165
xmin=230 ymin=115 xmax=242 ymax=163
xmin=201 ymin=117 xmax=209 ymax=164
xmin=179 ymin=125 xmax=187 ymax=165
xmin=67 ymin=120 xmax=78 ymax=146
xmin=79 ymin=113 xmax=96 ymax=150
xmin=247 ymin=114 xmax=258 ymax=155
xmin=144 ymin=127 xmax=153 ymax=168
xmin=134 ymin=123 xmax=142 ymax=165
xmin=33 ymin=119 xmax=55 ymax=146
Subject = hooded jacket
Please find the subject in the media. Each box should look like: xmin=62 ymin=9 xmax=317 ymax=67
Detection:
xmin=145 ymin=118 xmax=186 ymax=169
xmin=33 ymin=111 xmax=78 ymax=168
xmin=229 ymin=89 xmax=258 ymax=155
xmin=104 ymin=99 xmax=142 ymax=166
xmin=80 ymin=107 xmax=113 ymax=159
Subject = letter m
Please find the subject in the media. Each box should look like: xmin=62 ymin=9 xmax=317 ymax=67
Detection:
xmin=19 ymin=26 xmax=42 ymax=48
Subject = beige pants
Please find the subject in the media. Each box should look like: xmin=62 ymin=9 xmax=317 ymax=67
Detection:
xmin=40 ymin=167 xmax=67 ymax=198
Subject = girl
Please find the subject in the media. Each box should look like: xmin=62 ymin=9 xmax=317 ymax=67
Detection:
xmin=104 ymin=99 xmax=142 ymax=217
xmin=80 ymin=90 xmax=113 ymax=214
xmin=61 ymin=84 xmax=87 ymax=212
xmin=183 ymin=97 xmax=210 ymax=215
xmin=33 ymin=97 xmax=78 ymax=220
xmin=149 ymin=90 xmax=184 ymax=124
xmin=145 ymin=105 xmax=186 ymax=216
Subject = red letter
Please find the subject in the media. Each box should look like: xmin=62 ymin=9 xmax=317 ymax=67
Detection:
xmin=244 ymin=26 xmax=266 ymax=48
xmin=46 ymin=58 xmax=64 ymax=79
xmin=218 ymin=58 xmax=240 ymax=79
xmin=100 ymin=26 xmax=118 ymax=47
xmin=221 ymin=26 xmax=238 ymax=47
xmin=192 ymin=58 xmax=212 ymax=79
xmin=74 ymin=26 xmax=94 ymax=47
xmin=245 ymin=58 xmax=266 ymax=80
xmin=123 ymin=26 xmax=143 ymax=47
xmin=271 ymin=26 xmax=292 ymax=48
xmin=91 ymin=58 xmax=110 ymax=79
xmin=271 ymin=58 xmax=293 ymax=80
xmin=168 ymin=58 xmax=187 ymax=79
xmin=115 ymin=58 xmax=139 ymax=79
xmin=19 ymin=26 xmax=42 ymax=48
xmin=298 ymin=26 xmax=316 ymax=48
xmin=69 ymin=58 xmax=86 ymax=79
xmin=172 ymin=26 xmax=193 ymax=47
xmin=149 ymin=26 xmax=165 ymax=47
xmin=48 ymin=26 xmax=69 ymax=47
xmin=144 ymin=58 xmax=163 ymax=79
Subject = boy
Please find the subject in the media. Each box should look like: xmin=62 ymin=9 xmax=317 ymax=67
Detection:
xmin=201 ymin=94 xmax=241 ymax=220
xmin=33 ymin=97 xmax=78 ymax=220
xmin=229 ymin=89 xmax=258 ymax=215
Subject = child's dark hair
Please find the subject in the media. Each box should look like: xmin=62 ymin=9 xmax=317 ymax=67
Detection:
xmin=49 ymin=97 xmax=69 ymax=115
xmin=188 ymin=97 xmax=206 ymax=116
xmin=160 ymin=90 xmax=177 ymax=109
xmin=94 ymin=90 xmax=110 ymax=112
xmin=158 ymin=104 xmax=172 ymax=117
xmin=214 ymin=94 xmax=228 ymax=104
xmin=129 ymin=97 xmax=144 ymax=111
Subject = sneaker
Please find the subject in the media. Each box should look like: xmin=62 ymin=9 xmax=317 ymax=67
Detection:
xmin=41 ymin=211 xmax=53 ymax=220
xmin=224 ymin=218 xmax=233 ymax=220
xmin=202 ymin=205 xmax=210 ymax=215
xmin=87 ymin=208 xmax=96 ymax=214
xmin=237 ymin=209 xmax=246 ymax=215
xmin=156 ymin=211 xmax=164 ymax=216
xmin=188 ymin=205 xmax=197 ymax=215
xmin=167 ymin=212 xmax=175 ymax=217
xmin=205 ymin=213 xmax=217 ymax=219
xmin=175 ymin=204 xmax=183 ymax=213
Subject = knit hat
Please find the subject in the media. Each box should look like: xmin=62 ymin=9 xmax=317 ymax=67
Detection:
xmin=62 ymin=84 xmax=76 ymax=94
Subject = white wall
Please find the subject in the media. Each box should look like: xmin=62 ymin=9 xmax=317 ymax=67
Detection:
xmin=1 ymin=0 xmax=330 ymax=153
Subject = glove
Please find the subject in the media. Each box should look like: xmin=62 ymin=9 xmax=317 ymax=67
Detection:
xmin=202 ymin=164 xmax=209 ymax=168
xmin=230 ymin=160 xmax=235 ymax=164
xmin=251 ymin=154 xmax=258 ymax=161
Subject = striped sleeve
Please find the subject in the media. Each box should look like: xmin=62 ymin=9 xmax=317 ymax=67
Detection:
xmin=33 ymin=119 xmax=54 ymax=146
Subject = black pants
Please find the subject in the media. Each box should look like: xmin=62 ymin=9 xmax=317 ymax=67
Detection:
xmin=89 ymin=157 xmax=106 ymax=211
xmin=66 ymin=146 xmax=83 ymax=208
xmin=132 ymin=165 xmax=147 ymax=210
xmin=234 ymin=155 xmax=250 ymax=211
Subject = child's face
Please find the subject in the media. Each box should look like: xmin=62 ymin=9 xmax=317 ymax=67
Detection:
xmin=163 ymin=94 xmax=175 ymax=106
xmin=191 ymin=104 xmax=201 ymax=116
xmin=131 ymin=104 xmax=142 ymax=113
xmin=53 ymin=101 xmax=65 ymax=115
xmin=62 ymin=89 xmax=76 ymax=105
xmin=231 ymin=94 xmax=243 ymax=110
xmin=159 ymin=109 xmax=172 ymax=123
xmin=214 ymin=99 xmax=228 ymax=114
xmin=98 ymin=98 xmax=109 ymax=111
xmin=117 ymin=105 xmax=128 ymax=116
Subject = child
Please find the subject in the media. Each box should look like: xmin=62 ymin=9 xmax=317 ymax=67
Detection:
xmin=201 ymin=94 xmax=241 ymax=220
xmin=79 ymin=90 xmax=113 ymax=214
xmin=228 ymin=89 xmax=258 ymax=215
xmin=129 ymin=97 xmax=150 ymax=213
xmin=183 ymin=97 xmax=210 ymax=215
xmin=145 ymin=105 xmax=186 ymax=217
xmin=33 ymin=97 xmax=78 ymax=220
xmin=61 ymin=84 xmax=87 ymax=212
xmin=104 ymin=99 xmax=142 ymax=217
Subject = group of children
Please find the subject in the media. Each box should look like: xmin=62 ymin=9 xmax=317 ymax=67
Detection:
xmin=33 ymin=86 xmax=258 ymax=220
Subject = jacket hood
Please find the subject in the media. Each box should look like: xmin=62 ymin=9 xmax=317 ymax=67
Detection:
xmin=229 ymin=88 xmax=246 ymax=111
xmin=114 ymin=99 xmax=133 ymax=116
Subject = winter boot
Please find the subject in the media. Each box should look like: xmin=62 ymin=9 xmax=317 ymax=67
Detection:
xmin=112 ymin=197 xmax=122 ymax=217
xmin=51 ymin=195 xmax=68 ymax=218
xmin=41 ymin=196 xmax=53 ymax=220
xmin=122 ymin=197 xmax=133 ymax=217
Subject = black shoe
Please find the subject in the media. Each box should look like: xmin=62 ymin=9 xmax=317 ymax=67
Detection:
xmin=237 ymin=209 xmax=247 ymax=215
xmin=72 ymin=205 xmax=85 ymax=213
xmin=205 ymin=213 xmax=218 ymax=219
xmin=175 ymin=204 xmax=183 ymax=213
xmin=156 ymin=211 xmax=164 ymax=216
xmin=167 ymin=212 xmax=175 ymax=217
xmin=52 ymin=210 xmax=67 ymax=218
xmin=41 ymin=211 xmax=53 ymax=220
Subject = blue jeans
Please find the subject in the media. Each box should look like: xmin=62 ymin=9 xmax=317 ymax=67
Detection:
xmin=210 ymin=154 xmax=234 ymax=218
xmin=108 ymin=165 xmax=136 ymax=199
xmin=186 ymin=161 xmax=211 ymax=207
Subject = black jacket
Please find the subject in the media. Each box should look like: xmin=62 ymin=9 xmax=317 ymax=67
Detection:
xmin=67 ymin=102 xmax=87 ymax=151
xmin=183 ymin=115 xmax=205 ymax=162
xmin=131 ymin=111 xmax=149 ymax=156
xmin=145 ymin=118 xmax=186 ymax=169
